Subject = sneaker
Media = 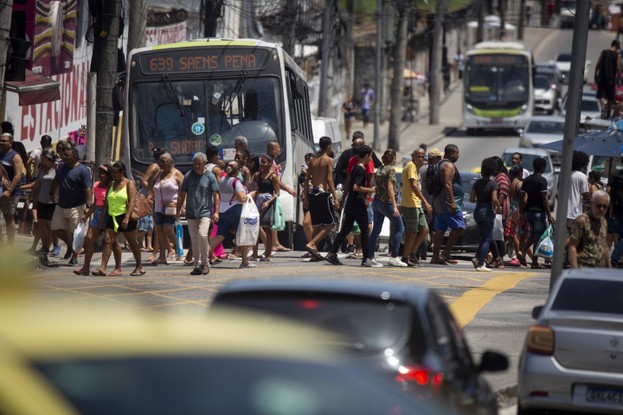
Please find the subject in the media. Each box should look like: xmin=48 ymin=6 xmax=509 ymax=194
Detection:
xmin=190 ymin=266 xmax=202 ymax=275
xmin=362 ymin=258 xmax=383 ymax=268
xmin=388 ymin=257 xmax=408 ymax=267
xmin=476 ymin=265 xmax=492 ymax=272
xmin=509 ymin=258 xmax=521 ymax=267
xmin=37 ymin=246 xmax=49 ymax=254
xmin=239 ymin=262 xmax=257 ymax=268
xmin=325 ymin=253 xmax=343 ymax=266
xmin=471 ymin=257 xmax=479 ymax=270
xmin=50 ymin=244 xmax=61 ymax=257
xmin=401 ymin=258 xmax=418 ymax=267
xmin=202 ymin=265 xmax=210 ymax=275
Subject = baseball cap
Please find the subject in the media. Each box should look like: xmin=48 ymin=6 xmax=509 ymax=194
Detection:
xmin=428 ymin=148 xmax=443 ymax=158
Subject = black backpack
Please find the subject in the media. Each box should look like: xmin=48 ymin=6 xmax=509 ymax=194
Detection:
xmin=424 ymin=161 xmax=445 ymax=197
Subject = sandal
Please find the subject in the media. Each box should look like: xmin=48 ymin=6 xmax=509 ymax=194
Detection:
xmin=108 ymin=269 xmax=122 ymax=276
xmin=73 ymin=269 xmax=90 ymax=276
xmin=530 ymin=263 xmax=546 ymax=269
xmin=150 ymin=258 xmax=169 ymax=266
xmin=91 ymin=269 xmax=107 ymax=276
xmin=183 ymin=257 xmax=195 ymax=266
xmin=430 ymin=258 xmax=449 ymax=265
xmin=441 ymin=256 xmax=459 ymax=264
xmin=130 ymin=268 xmax=146 ymax=276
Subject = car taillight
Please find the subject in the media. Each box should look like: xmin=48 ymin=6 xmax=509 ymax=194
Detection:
xmin=395 ymin=366 xmax=443 ymax=386
xmin=298 ymin=299 xmax=321 ymax=309
xmin=527 ymin=325 xmax=554 ymax=355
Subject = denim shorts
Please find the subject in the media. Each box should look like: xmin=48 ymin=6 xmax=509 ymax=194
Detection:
xmin=89 ymin=207 xmax=106 ymax=230
xmin=525 ymin=211 xmax=547 ymax=236
xmin=217 ymin=204 xmax=243 ymax=237
xmin=154 ymin=212 xmax=176 ymax=226
xmin=434 ymin=211 xmax=465 ymax=232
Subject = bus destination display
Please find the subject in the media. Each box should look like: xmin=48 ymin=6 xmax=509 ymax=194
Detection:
xmin=140 ymin=49 xmax=271 ymax=74
xmin=469 ymin=54 xmax=527 ymax=65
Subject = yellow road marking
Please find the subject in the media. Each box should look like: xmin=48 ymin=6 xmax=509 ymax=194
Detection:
xmin=450 ymin=272 xmax=538 ymax=328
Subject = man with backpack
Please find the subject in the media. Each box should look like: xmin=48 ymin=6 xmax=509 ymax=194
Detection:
xmin=595 ymin=39 xmax=621 ymax=119
xmin=429 ymin=144 xmax=465 ymax=265
xmin=607 ymin=154 xmax=623 ymax=267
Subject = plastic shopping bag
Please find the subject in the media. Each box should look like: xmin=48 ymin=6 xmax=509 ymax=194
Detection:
xmin=272 ymin=197 xmax=286 ymax=231
xmin=492 ymin=214 xmax=504 ymax=241
xmin=175 ymin=220 xmax=184 ymax=257
xmin=535 ymin=224 xmax=554 ymax=259
xmin=236 ymin=198 xmax=260 ymax=246
xmin=72 ymin=222 xmax=88 ymax=253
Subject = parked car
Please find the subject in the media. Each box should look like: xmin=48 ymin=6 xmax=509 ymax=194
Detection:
xmin=555 ymin=51 xmax=591 ymax=84
xmin=0 ymin=298 xmax=443 ymax=415
xmin=533 ymin=74 xmax=558 ymax=114
xmin=211 ymin=278 xmax=509 ymax=415
xmin=517 ymin=268 xmax=623 ymax=415
xmin=501 ymin=147 xmax=558 ymax=208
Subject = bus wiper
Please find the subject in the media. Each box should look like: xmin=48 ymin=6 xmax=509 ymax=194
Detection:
xmin=160 ymin=74 xmax=185 ymax=117
xmin=223 ymin=71 xmax=247 ymax=114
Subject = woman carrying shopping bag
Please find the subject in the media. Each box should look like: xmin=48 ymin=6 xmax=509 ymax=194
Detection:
xmin=209 ymin=161 xmax=257 ymax=269
xmin=253 ymin=154 xmax=280 ymax=261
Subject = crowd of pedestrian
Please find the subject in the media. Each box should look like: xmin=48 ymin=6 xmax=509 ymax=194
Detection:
xmin=3 ymin=122 xmax=623 ymax=275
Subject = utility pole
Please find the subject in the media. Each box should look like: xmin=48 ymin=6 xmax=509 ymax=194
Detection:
xmin=128 ymin=0 xmax=147 ymax=54
xmin=387 ymin=1 xmax=408 ymax=151
xmin=94 ymin=0 xmax=120 ymax=167
xmin=201 ymin=0 xmax=223 ymax=37
xmin=373 ymin=0 xmax=382 ymax=150
xmin=499 ymin=0 xmax=506 ymax=39
xmin=477 ymin=1 xmax=484 ymax=43
xmin=550 ymin=0 xmax=589 ymax=289
xmin=518 ymin=0 xmax=526 ymax=40
xmin=318 ymin=0 xmax=332 ymax=117
xmin=429 ymin=0 xmax=445 ymax=124
xmin=282 ymin=0 xmax=298 ymax=57
xmin=0 ymin=0 xmax=13 ymax=88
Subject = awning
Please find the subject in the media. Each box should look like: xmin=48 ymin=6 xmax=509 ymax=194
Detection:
xmin=4 ymin=69 xmax=60 ymax=106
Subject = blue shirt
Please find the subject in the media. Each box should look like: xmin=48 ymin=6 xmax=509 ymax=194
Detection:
xmin=56 ymin=162 xmax=92 ymax=208
xmin=181 ymin=169 xmax=219 ymax=219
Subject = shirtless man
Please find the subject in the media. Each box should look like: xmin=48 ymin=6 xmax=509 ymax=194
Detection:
xmin=303 ymin=136 xmax=340 ymax=260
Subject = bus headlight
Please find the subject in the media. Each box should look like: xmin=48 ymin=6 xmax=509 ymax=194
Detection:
xmin=520 ymin=104 xmax=529 ymax=114
xmin=465 ymin=104 xmax=474 ymax=114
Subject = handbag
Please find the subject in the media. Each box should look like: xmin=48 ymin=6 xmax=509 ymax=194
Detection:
xmin=131 ymin=193 xmax=153 ymax=221
xmin=272 ymin=197 xmax=285 ymax=231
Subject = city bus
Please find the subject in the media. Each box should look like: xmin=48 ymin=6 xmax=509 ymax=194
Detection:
xmin=463 ymin=41 xmax=534 ymax=135
xmin=122 ymin=38 xmax=315 ymax=225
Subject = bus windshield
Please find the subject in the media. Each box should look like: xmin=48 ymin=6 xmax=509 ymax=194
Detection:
xmin=465 ymin=54 xmax=530 ymax=108
xmin=129 ymin=76 xmax=282 ymax=164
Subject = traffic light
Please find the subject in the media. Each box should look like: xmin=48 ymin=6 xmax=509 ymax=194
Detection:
xmin=5 ymin=38 xmax=31 ymax=82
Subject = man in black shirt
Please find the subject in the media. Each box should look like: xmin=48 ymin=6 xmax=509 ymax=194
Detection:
xmin=519 ymin=157 xmax=554 ymax=268
xmin=334 ymin=131 xmax=381 ymax=188
xmin=326 ymin=145 xmax=375 ymax=266
xmin=595 ymin=39 xmax=621 ymax=119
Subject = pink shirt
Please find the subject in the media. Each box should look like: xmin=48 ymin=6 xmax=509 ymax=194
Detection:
xmin=153 ymin=174 xmax=179 ymax=212
xmin=93 ymin=181 xmax=107 ymax=207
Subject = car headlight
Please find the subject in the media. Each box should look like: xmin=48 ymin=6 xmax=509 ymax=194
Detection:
xmin=465 ymin=104 xmax=474 ymax=114
xmin=520 ymin=104 xmax=529 ymax=114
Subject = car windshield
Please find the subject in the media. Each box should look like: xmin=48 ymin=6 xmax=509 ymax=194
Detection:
xmin=534 ymin=76 xmax=550 ymax=89
xmin=557 ymin=54 xmax=571 ymax=62
xmin=501 ymin=152 xmax=552 ymax=173
xmin=212 ymin=293 xmax=416 ymax=355
xmin=526 ymin=121 xmax=565 ymax=135
xmin=33 ymin=356 xmax=426 ymax=415
xmin=551 ymin=279 xmax=623 ymax=314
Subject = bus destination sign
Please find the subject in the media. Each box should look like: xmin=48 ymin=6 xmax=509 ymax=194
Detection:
xmin=140 ymin=49 xmax=271 ymax=74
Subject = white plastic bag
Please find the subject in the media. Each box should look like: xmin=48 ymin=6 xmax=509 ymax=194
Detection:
xmin=72 ymin=222 xmax=88 ymax=253
xmin=236 ymin=198 xmax=260 ymax=246
xmin=492 ymin=214 xmax=504 ymax=241
xmin=536 ymin=225 xmax=554 ymax=259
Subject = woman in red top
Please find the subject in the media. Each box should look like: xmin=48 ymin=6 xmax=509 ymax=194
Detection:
xmin=491 ymin=157 xmax=510 ymax=268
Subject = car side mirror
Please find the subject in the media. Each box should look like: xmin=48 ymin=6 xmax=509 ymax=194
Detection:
xmin=532 ymin=305 xmax=544 ymax=319
xmin=478 ymin=350 xmax=509 ymax=373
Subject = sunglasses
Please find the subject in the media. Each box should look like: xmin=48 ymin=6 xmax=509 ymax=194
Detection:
xmin=596 ymin=204 xmax=609 ymax=209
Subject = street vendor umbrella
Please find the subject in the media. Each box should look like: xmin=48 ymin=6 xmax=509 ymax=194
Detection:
xmin=539 ymin=128 xmax=623 ymax=157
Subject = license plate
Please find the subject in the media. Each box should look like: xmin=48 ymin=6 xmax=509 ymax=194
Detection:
xmin=586 ymin=387 xmax=623 ymax=405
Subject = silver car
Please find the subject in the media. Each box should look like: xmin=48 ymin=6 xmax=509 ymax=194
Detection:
xmin=517 ymin=269 xmax=623 ymax=414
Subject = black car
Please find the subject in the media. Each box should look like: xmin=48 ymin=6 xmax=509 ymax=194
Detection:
xmin=211 ymin=278 xmax=509 ymax=415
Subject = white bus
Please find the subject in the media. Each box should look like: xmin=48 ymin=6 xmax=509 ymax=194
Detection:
xmin=122 ymin=38 xmax=315 ymax=225
xmin=463 ymin=41 xmax=534 ymax=135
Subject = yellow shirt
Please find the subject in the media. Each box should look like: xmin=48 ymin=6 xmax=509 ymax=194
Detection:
xmin=107 ymin=184 xmax=128 ymax=231
xmin=401 ymin=161 xmax=422 ymax=208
